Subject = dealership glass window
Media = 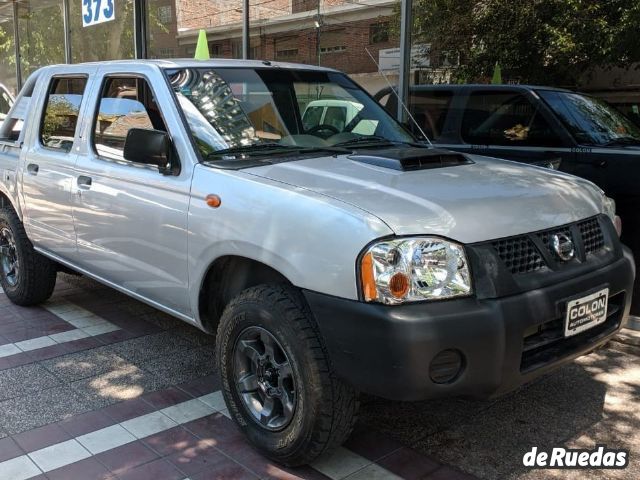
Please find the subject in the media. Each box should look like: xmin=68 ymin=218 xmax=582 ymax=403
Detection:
xmin=461 ymin=91 xmax=563 ymax=147
xmin=0 ymin=4 xmax=17 ymax=99
xmin=69 ymin=0 xmax=134 ymax=62
xmin=16 ymin=0 xmax=65 ymax=81
xmin=147 ymin=0 xmax=184 ymax=59
xmin=369 ymin=22 xmax=389 ymax=44
xmin=93 ymin=77 xmax=167 ymax=161
xmin=40 ymin=77 xmax=88 ymax=152
xmin=407 ymin=89 xmax=454 ymax=140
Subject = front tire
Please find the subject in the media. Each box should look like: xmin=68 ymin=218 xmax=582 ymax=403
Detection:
xmin=0 ymin=207 xmax=57 ymax=305
xmin=216 ymin=284 xmax=359 ymax=466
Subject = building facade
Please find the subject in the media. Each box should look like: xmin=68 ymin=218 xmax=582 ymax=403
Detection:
xmin=0 ymin=0 xmax=405 ymax=98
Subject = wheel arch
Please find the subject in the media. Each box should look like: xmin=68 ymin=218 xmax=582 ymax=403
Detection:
xmin=197 ymin=255 xmax=293 ymax=334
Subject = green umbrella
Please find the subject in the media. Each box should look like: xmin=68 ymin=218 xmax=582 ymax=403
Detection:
xmin=195 ymin=29 xmax=210 ymax=60
xmin=491 ymin=61 xmax=502 ymax=84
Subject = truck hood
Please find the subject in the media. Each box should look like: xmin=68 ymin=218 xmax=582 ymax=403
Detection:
xmin=247 ymin=152 xmax=605 ymax=244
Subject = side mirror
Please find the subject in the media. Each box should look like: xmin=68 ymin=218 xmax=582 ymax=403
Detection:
xmin=123 ymin=128 xmax=179 ymax=175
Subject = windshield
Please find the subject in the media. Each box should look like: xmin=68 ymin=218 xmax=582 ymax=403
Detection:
xmin=164 ymin=67 xmax=415 ymax=160
xmin=539 ymin=90 xmax=640 ymax=146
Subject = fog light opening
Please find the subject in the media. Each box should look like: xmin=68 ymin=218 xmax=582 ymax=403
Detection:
xmin=429 ymin=349 xmax=465 ymax=384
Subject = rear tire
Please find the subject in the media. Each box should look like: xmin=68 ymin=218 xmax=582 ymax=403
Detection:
xmin=216 ymin=284 xmax=359 ymax=466
xmin=0 ymin=207 xmax=57 ymax=305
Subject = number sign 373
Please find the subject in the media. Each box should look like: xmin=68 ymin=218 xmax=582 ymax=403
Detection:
xmin=82 ymin=0 xmax=115 ymax=27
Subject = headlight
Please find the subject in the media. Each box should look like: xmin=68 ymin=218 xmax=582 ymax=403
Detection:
xmin=360 ymin=237 xmax=472 ymax=304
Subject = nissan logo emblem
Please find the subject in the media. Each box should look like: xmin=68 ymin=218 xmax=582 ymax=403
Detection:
xmin=551 ymin=233 xmax=575 ymax=261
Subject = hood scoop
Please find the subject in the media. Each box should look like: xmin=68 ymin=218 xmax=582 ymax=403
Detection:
xmin=348 ymin=147 xmax=472 ymax=171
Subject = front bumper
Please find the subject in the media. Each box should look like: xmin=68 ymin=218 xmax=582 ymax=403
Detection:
xmin=304 ymin=247 xmax=635 ymax=401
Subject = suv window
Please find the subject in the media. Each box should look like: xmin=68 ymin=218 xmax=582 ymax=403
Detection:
xmin=408 ymin=90 xmax=453 ymax=140
xmin=93 ymin=77 xmax=167 ymax=161
xmin=324 ymin=106 xmax=347 ymax=130
xmin=461 ymin=91 xmax=562 ymax=147
xmin=40 ymin=77 xmax=87 ymax=152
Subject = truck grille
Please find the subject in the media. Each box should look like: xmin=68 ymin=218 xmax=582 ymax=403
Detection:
xmin=492 ymin=216 xmax=606 ymax=275
xmin=492 ymin=238 xmax=544 ymax=274
xmin=578 ymin=217 xmax=605 ymax=255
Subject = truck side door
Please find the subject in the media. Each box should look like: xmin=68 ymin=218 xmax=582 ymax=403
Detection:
xmin=20 ymin=71 xmax=93 ymax=259
xmin=72 ymin=66 xmax=194 ymax=318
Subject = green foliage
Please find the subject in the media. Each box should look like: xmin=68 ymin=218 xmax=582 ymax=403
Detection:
xmin=407 ymin=0 xmax=640 ymax=85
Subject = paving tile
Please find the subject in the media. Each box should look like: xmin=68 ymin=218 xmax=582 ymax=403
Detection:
xmin=344 ymin=463 xmax=403 ymax=480
xmin=94 ymin=440 xmax=159 ymax=475
xmin=0 ymin=455 xmax=42 ymax=480
xmin=121 ymin=411 xmax=178 ymax=439
xmin=23 ymin=343 xmax=71 ymax=362
xmin=0 ymin=343 xmax=21 ymax=358
xmin=0 ymin=364 xmax=61 ymax=402
xmin=77 ymin=424 xmax=137 ymax=454
xmin=177 ymin=374 xmax=220 ymax=398
xmin=190 ymin=465 xmax=258 ymax=480
xmin=48 ymin=329 xmax=91 ymax=343
xmin=161 ymin=398 xmax=215 ymax=424
xmin=12 ymin=423 xmax=72 ymax=454
xmin=93 ymin=329 xmax=142 ymax=345
xmin=376 ymin=447 xmax=441 ymax=480
xmin=0 ymin=386 xmax=94 ymax=435
xmin=311 ymin=447 xmax=372 ymax=480
xmin=82 ymin=323 xmax=121 ymax=336
xmin=198 ymin=391 xmax=227 ymax=412
xmin=45 ymin=456 xmax=115 ymax=480
xmin=40 ymin=347 xmax=129 ymax=383
xmin=343 ymin=425 xmax=403 ymax=462
xmin=102 ymin=397 xmax=157 ymax=423
xmin=165 ymin=439 xmax=230 ymax=476
xmin=58 ymin=409 xmax=115 ymax=437
xmin=0 ymin=436 xmax=24 ymax=462
xmin=183 ymin=413 xmax=244 ymax=445
xmin=115 ymin=458 xmax=184 ymax=480
xmin=28 ymin=439 xmax=92 ymax=472
xmin=14 ymin=336 xmax=57 ymax=352
xmin=142 ymin=426 xmax=201 ymax=456
xmin=70 ymin=365 xmax=171 ymax=408
xmin=0 ymin=352 xmax=33 ymax=371
xmin=142 ymin=346 xmax=216 ymax=385
xmin=110 ymin=331 xmax=195 ymax=364
xmin=143 ymin=387 xmax=193 ymax=410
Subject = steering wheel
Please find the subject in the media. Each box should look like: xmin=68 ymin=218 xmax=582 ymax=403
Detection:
xmin=307 ymin=124 xmax=340 ymax=139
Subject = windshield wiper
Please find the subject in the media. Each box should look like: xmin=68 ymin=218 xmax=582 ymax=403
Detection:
xmin=332 ymin=136 xmax=398 ymax=148
xmin=206 ymin=143 xmax=348 ymax=159
xmin=601 ymin=136 xmax=640 ymax=147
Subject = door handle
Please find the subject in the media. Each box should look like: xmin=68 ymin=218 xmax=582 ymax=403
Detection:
xmin=27 ymin=164 xmax=39 ymax=175
xmin=77 ymin=175 xmax=92 ymax=189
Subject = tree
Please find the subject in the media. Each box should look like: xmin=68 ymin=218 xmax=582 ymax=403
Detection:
xmin=406 ymin=0 xmax=640 ymax=86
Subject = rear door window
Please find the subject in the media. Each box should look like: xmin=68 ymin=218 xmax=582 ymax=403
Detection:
xmin=461 ymin=91 xmax=562 ymax=147
xmin=408 ymin=90 xmax=453 ymax=140
xmin=40 ymin=77 xmax=88 ymax=152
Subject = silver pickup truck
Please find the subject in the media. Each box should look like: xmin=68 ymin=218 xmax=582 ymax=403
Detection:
xmin=0 ymin=60 xmax=634 ymax=466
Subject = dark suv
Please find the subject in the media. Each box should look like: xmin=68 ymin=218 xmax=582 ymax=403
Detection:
xmin=376 ymin=84 xmax=640 ymax=313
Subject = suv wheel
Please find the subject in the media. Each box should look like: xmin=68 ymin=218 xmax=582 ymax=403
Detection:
xmin=0 ymin=207 xmax=57 ymax=305
xmin=216 ymin=284 xmax=359 ymax=466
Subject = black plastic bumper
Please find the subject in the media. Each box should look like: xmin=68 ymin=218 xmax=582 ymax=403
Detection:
xmin=304 ymin=247 xmax=635 ymax=401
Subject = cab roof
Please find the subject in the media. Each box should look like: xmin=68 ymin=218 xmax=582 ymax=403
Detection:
xmin=43 ymin=58 xmax=340 ymax=73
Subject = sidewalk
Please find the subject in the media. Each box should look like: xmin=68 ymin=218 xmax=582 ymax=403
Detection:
xmin=0 ymin=275 xmax=474 ymax=480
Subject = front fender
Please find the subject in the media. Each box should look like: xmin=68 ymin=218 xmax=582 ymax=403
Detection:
xmin=187 ymin=166 xmax=393 ymax=319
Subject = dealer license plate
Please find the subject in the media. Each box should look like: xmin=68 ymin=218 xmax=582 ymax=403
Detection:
xmin=564 ymin=288 xmax=609 ymax=337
